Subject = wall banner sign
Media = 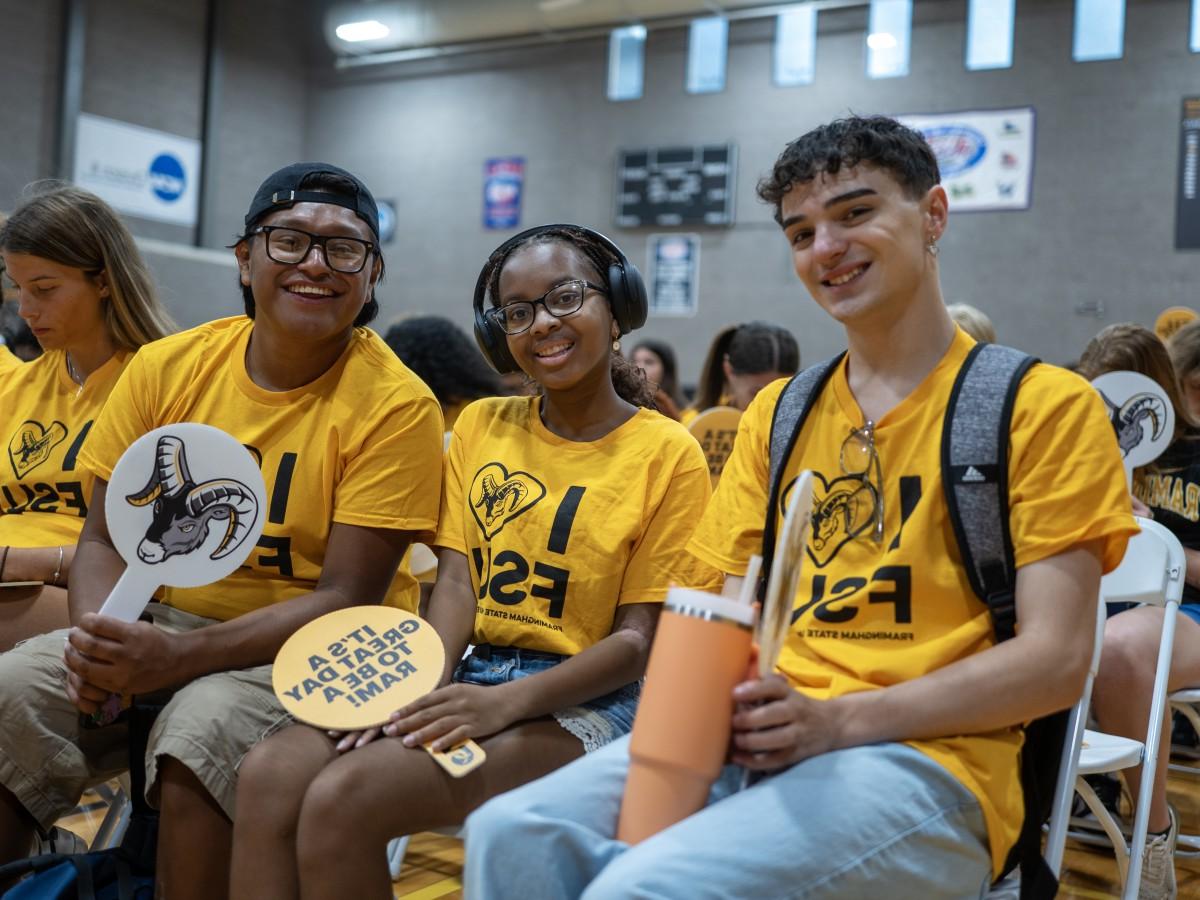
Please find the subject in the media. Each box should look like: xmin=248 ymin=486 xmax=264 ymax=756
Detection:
xmin=483 ymin=157 xmax=525 ymax=230
xmin=73 ymin=113 xmax=201 ymax=227
xmin=647 ymin=233 xmax=699 ymax=317
xmin=1177 ymin=97 xmax=1200 ymax=250
xmin=896 ymin=107 xmax=1035 ymax=212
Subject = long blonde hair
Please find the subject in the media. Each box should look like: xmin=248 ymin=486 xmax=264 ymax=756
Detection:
xmin=0 ymin=182 xmax=174 ymax=349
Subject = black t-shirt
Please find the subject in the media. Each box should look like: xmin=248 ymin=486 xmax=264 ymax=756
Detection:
xmin=1134 ymin=427 xmax=1200 ymax=604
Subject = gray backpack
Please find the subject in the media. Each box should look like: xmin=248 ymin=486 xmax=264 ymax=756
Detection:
xmin=760 ymin=342 xmax=1061 ymax=899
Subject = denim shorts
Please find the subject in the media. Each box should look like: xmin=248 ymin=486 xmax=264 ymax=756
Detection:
xmin=453 ymin=645 xmax=641 ymax=753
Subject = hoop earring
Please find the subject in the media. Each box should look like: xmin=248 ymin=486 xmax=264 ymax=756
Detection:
xmin=612 ymin=338 xmax=621 ymax=353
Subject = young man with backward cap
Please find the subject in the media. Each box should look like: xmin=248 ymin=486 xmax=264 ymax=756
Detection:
xmin=463 ymin=117 xmax=1137 ymax=898
xmin=0 ymin=162 xmax=443 ymax=899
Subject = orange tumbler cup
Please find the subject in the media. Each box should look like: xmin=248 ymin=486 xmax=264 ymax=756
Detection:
xmin=616 ymin=587 xmax=755 ymax=845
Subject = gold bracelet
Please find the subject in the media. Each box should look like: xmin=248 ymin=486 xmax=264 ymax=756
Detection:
xmin=50 ymin=546 xmax=64 ymax=587
xmin=0 ymin=545 xmax=8 ymax=582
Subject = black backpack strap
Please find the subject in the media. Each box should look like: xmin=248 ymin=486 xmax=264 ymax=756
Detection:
xmin=760 ymin=354 xmax=844 ymax=592
xmin=941 ymin=342 xmax=1038 ymax=642
xmin=942 ymin=342 xmax=1062 ymax=895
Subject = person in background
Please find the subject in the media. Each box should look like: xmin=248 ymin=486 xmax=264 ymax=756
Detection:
xmin=946 ymin=302 xmax=996 ymax=344
xmin=631 ymin=339 xmax=685 ymax=420
xmin=1078 ymin=323 xmax=1200 ymax=899
xmin=683 ymin=321 xmax=800 ymax=424
xmin=229 ymin=224 xmax=714 ymax=899
xmin=1168 ymin=319 xmax=1200 ymax=426
xmin=384 ymin=314 xmax=504 ymax=431
xmin=0 ymin=184 xmax=174 ymax=648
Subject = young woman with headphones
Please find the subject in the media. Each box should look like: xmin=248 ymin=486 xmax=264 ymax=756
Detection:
xmin=230 ymin=224 xmax=716 ymax=898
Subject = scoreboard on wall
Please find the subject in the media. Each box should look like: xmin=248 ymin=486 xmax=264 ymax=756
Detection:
xmin=615 ymin=144 xmax=737 ymax=228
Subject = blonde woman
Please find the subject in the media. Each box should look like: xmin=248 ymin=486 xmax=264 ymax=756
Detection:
xmin=0 ymin=183 xmax=173 ymax=647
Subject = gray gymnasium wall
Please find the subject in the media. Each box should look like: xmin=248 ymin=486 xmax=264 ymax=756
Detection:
xmin=2 ymin=1 xmax=1198 ymax=374
xmin=307 ymin=0 xmax=1200 ymax=383
xmin=0 ymin=0 xmax=309 ymax=329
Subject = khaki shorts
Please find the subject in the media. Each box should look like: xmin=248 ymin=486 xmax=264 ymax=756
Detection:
xmin=0 ymin=604 xmax=293 ymax=830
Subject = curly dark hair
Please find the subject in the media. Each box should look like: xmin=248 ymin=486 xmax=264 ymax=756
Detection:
xmin=233 ymin=171 xmax=381 ymax=328
xmin=757 ymin=115 xmax=940 ymax=224
xmin=480 ymin=226 xmax=656 ymax=409
xmin=383 ymin=316 xmax=502 ymax=407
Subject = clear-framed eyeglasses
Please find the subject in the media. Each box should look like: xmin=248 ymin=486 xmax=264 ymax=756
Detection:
xmin=249 ymin=225 xmax=377 ymax=274
xmin=492 ymin=279 xmax=605 ymax=335
xmin=839 ymin=420 xmax=884 ymax=543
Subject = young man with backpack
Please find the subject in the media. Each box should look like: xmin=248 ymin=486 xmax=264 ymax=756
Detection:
xmin=463 ymin=116 xmax=1137 ymax=898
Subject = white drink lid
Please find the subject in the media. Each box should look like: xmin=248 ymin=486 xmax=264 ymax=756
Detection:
xmin=664 ymin=586 xmax=756 ymax=628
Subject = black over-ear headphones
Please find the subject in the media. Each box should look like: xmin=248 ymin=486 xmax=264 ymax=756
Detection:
xmin=472 ymin=224 xmax=648 ymax=374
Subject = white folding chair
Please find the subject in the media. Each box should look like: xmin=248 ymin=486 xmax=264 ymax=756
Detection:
xmin=1165 ymin=670 xmax=1200 ymax=858
xmin=1043 ymin=594 xmax=1107 ymax=878
xmin=1061 ymin=518 xmax=1185 ymax=899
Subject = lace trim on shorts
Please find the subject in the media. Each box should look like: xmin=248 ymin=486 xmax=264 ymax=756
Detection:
xmin=552 ymin=705 xmax=619 ymax=753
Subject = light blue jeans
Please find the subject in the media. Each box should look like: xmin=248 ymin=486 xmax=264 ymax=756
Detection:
xmin=464 ymin=736 xmax=993 ymax=899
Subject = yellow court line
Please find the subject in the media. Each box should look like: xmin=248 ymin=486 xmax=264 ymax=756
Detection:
xmin=397 ymin=876 xmax=463 ymax=900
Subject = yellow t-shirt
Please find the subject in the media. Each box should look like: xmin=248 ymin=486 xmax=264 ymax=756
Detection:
xmin=436 ymin=396 xmax=715 ymax=656
xmin=0 ymin=349 xmax=130 ymax=548
xmin=80 ymin=316 xmax=443 ymax=620
xmin=0 ymin=344 xmax=21 ymax=372
xmin=687 ymin=328 xmax=1136 ymax=876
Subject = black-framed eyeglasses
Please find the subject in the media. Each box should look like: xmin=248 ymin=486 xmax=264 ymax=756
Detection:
xmin=249 ymin=225 xmax=377 ymax=274
xmin=491 ymin=279 xmax=605 ymax=335
xmin=840 ymin=420 xmax=884 ymax=543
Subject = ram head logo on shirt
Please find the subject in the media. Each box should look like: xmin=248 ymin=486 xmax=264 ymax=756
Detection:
xmin=8 ymin=420 xmax=68 ymax=479
xmin=788 ymin=472 xmax=877 ymax=567
xmin=124 ymin=435 xmax=259 ymax=564
xmin=1098 ymin=390 xmax=1168 ymax=459
xmin=469 ymin=463 xmax=546 ymax=540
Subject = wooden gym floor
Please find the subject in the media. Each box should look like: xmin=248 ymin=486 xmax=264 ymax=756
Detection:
xmin=54 ymin=762 xmax=1200 ymax=899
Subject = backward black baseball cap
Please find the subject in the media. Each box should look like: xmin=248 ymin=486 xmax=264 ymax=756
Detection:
xmin=244 ymin=162 xmax=380 ymax=241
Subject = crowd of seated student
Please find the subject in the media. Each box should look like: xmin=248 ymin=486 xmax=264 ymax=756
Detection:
xmin=0 ymin=163 xmax=445 ymax=899
xmin=1 ymin=114 xmax=1193 ymax=900
xmin=0 ymin=185 xmax=174 ymax=649
xmin=229 ymin=225 xmax=714 ymax=898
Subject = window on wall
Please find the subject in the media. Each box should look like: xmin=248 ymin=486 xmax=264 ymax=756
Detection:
xmin=687 ymin=16 xmax=729 ymax=94
xmin=607 ymin=25 xmax=646 ymax=101
xmin=774 ymin=7 xmax=817 ymax=87
xmin=866 ymin=0 xmax=912 ymax=79
xmin=1073 ymin=0 xmax=1125 ymax=62
xmin=965 ymin=0 xmax=1014 ymax=70
xmin=1192 ymin=0 xmax=1200 ymax=53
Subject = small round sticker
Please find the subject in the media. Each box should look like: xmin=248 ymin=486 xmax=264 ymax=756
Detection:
xmin=1091 ymin=371 xmax=1174 ymax=472
xmin=273 ymin=606 xmax=445 ymax=731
